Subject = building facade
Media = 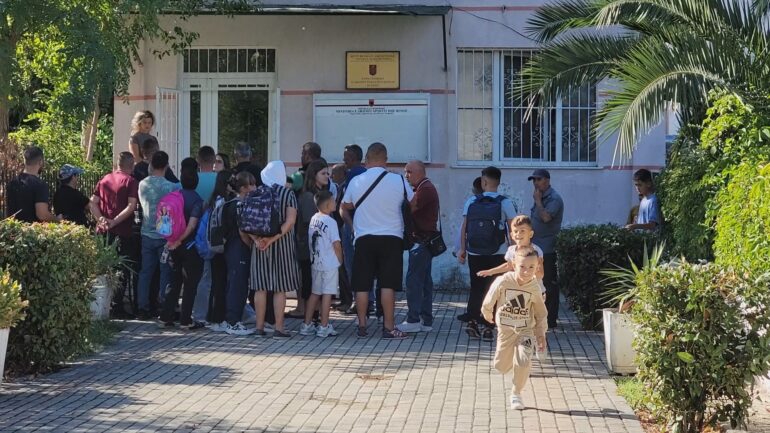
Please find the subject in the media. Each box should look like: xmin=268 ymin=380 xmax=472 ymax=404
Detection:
xmin=113 ymin=1 xmax=671 ymax=286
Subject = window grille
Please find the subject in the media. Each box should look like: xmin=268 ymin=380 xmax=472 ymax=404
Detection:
xmin=457 ymin=49 xmax=597 ymax=165
xmin=183 ymin=48 xmax=275 ymax=74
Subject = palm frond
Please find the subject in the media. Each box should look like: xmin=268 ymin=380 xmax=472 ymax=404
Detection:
xmin=595 ymin=33 xmax=757 ymax=160
xmin=516 ymin=33 xmax=640 ymax=113
xmin=599 ymin=242 xmax=665 ymax=309
xmin=526 ymin=0 xmax=605 ymax=42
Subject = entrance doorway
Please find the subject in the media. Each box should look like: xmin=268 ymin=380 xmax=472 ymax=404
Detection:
xmin=182 ymin=78 xmax=275 ymax=166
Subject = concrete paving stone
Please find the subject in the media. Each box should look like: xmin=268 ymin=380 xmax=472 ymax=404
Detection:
xmin=0 ymin=293 xmax=643 ymax=433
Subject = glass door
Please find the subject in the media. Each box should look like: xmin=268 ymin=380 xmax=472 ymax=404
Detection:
xmin=184 ymin=78 xmax=273 ymax=166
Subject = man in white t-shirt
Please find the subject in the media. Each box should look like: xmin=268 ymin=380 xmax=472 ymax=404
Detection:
xmin=341 ymin=142 xmax=414 ymax=340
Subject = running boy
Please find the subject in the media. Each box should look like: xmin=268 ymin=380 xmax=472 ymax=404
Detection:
xmin=300 ymin=190 xmax=343 ymax=337
xmin=477 ymin=216 xmax=545 ymax=293
xmin=481 ymin=246 xmax=548 ymax=410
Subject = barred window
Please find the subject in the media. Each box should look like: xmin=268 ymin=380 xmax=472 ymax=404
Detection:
xmin=458 ymin=49 xmax=597 ymax=165
xmin=183 ymin=48 xmax=275 ymax=74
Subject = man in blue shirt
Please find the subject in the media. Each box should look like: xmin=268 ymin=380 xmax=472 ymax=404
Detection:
xmin=529 ymin=169 xmax=564 ymax=329
xmin=625 ymin=169 xmax=662 ymax=232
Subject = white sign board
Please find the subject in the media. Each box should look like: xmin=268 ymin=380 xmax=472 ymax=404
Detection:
xmin=313 ymin=93 xmax=430 ymax=163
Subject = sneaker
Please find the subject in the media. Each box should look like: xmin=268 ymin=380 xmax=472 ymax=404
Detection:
xmin=206 ymin=321 xmax=229 ymax=332
xmin=457 ymin=313 xmax=471 ymax=322
xmin=316 ymin=324 xmax=339 ymax=338
xmin=382 ymin=328 xmax=409 ymax=340
xmin=421 ymin=324 xmax=433 ymax=332
xmin=465 ymin=321 xmax=481 ymax=339
xmin=225 ymin=322 xmax=255 ymax=336
xmin=510 ymin=394 xmax=525 ymax=410
xmin=181 ymin=321 xmax=206 ymax=330
xmin=273 ymin=330 xmax=291 ymax=339
xmin=158 ymin=320 xmax=175 ymax=329
xmin=299 ymin=322 xmax=317 ymax=336
xmin=357 ymin=326 xmax=368 ymax=338
xmin=482 ymin=327 xmax=494 ymax=341
xmin=395 ymin=321 xmax=423 ymax=333
xmin=334 ymin=303 xmax=351 ymax=312
xmin=345 ymin=305 xmax=358 ymax=315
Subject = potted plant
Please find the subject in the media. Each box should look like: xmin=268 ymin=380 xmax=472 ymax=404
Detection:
xmin=599 ymin=244 xmax=664 ymax=375
xmin=0 ymin=269 xmax=27 ymax=382
xmin=91 ymin=236 xmax=128 ymax=320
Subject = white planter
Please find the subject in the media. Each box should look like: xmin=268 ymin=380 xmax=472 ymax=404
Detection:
xmin=603 ymin=308 xmax=638 ymax=375
xmin=90 ymin=275 xmax=112 ymax=320
xmin=0 ymin=327 xmax=9 ymax=384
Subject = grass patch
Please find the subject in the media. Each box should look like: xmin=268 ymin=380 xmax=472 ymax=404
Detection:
xmin=616 ymin=377 xmax=646 ymax=410
xmin=74 ymin=320 xmax=123 ymax=358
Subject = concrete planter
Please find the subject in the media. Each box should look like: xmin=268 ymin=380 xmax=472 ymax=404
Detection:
xmin=90 ymin=275 xmax=113 ymax=320
xmin=0 ymin=327 xmax=8 ymax=383
xmin=603 ymin=308 xmax=637 ymax=375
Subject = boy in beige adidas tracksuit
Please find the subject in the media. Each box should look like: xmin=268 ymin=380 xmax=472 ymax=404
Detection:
xmin=482 ymin=246 xmax=548 ymax=410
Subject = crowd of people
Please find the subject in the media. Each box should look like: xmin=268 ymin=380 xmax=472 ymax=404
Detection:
xmin=3 ymin=109 xmax=663 ymax=410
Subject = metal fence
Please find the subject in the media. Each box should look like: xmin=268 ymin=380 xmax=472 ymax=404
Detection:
xmin=0 ymin=169 xmax=106 ymax=219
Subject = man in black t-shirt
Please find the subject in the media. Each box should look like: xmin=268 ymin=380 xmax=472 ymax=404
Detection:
xmin=53 ymin=164 xmax=90 ymax=226
xmin=6 ymin=146 xmax=61 ymax=223
xmin=132 ymin=136 xmax=179 ymax=183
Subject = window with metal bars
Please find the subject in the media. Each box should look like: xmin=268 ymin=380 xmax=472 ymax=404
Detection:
xmin=457 ymin=49 xmax=597 ymax=165
xmin=182 ymin=48 xmax=275 ymax=74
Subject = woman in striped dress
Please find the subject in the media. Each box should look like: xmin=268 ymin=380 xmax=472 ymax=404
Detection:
xmin=250 ymin=160 xmax=302 ymax=338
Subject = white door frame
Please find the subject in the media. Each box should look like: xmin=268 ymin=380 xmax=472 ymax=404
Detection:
xmin=180 ymin=74 xmax=278 ymax=161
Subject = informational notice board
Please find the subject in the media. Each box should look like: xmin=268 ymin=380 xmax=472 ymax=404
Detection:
xmin=313 ymin=93 xmax=430 ymax=163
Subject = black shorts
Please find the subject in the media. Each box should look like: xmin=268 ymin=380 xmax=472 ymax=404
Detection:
xmin=351 ymin=235 xmax=403 ymax=292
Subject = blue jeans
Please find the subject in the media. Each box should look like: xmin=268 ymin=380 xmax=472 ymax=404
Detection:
xmin=137 ymin=236 xmax=172 ymax=311
xmin=192 ymin=259 xmax=211 ymax=322
xmin=405 ymin=244 xmax=434 ymax=326
xmin=225 ymin=239 xmax=251 ymax=325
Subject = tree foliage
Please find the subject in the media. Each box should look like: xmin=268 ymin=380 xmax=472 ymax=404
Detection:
xmin=0 ymin=0 xmax=256 ymax=140
xmin=520 ymin=0 xmax=770 ymax=160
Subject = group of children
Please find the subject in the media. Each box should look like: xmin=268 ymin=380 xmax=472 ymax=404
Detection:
xmin=476 ymin=214 xmax=549 ymax=411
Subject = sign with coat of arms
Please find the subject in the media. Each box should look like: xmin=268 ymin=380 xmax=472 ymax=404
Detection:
xmin=346 ymin=51 xmax=400 ymax=89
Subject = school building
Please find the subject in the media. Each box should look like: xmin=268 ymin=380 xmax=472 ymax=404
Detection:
xmin=113 ymin=1 xmax=673 ymax=286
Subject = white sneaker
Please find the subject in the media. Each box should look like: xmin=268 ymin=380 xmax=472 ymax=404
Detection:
xmin=510 ymin=394 xmax=525 ymax=410
xmin=225 ymin=322 xmax=255 ymax=336
xmin=396 ymin=321 xmax=423 ymax=333
xmin=421 ymin=324 xmax=433 ymax=332
xmin=299 ymin=322 xmax=317 ymax=336
xmin=206 ymin=321 xmax=228 ymax=332
xmin=316 ymin=324 xmax=339 ymax=338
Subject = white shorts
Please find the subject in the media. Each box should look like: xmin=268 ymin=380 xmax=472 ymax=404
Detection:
xmin=311 ymin=268 xmax=339 ymax=296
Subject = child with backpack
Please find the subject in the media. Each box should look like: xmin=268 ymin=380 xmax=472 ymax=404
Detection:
xmin=299 ymin=190 xmax=343 ymax=337
xmin=456 ymin=167 xmax=517 ymax=341
xmin=160 ymin=160 xmax=205 ymax=329
xmin=482 ymin=246 xmax=548 ymax=410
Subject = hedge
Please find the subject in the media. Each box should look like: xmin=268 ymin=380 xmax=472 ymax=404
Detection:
xmin=0 ymin=219 xmax=99 ymax=374
xmin=555 ymin=224 xmax=658 ymax=330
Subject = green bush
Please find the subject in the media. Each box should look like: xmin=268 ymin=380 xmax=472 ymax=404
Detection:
xmin=633 ymin=261 xmax=770 ymax=433
xmin=0 ymin=269 xmax=27 ymax=329
xmin=555 ymin=224 xmax=658 ymax=329
xmin=714 ymin=162 xmax=770 ymax=275
xmin=0 ymin=219 xmax=99 ymax=374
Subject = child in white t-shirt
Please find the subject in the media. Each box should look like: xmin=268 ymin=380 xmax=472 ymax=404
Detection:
xmin=477 ymin=215 xmax=546 ymax=296
xmin=299 ymin=190 xmax=343 ymax=338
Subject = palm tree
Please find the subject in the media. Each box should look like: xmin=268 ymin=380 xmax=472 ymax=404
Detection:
xmin=519 ymin=0 xmax=770 ymax=160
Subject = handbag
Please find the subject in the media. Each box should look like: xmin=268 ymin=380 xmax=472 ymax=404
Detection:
xmin=425 ymin=208 xmax=447 ymax=257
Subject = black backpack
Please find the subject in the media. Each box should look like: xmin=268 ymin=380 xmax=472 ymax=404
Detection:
xmin=465 ymin=195 xmax=507 ymax=255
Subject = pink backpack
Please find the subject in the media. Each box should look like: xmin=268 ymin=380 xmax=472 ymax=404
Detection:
xmin=156 ymin=190 xmax=187 ymax=243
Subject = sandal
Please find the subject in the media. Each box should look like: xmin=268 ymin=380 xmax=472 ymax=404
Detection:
xmin=357 ymin=326 xmax=368 ymax=338
xmin=382 ymin=328 xmax=409 ymax=340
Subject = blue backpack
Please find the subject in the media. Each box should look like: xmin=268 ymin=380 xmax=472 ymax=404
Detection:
xmin=194 ymin=208 xmax=214 ymax=260
xmin=465 ymin=194 xmax=507 ymax=255
xmin=237 ymin=185 xmax=281 ymax=236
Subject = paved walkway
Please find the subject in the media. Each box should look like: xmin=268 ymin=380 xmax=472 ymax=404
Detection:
xmin=0 ymin=292 xmax=643 ymax=433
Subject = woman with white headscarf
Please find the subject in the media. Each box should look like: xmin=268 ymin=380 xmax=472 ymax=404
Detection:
xmin=249 ymin=160 xmax=301 ymax=338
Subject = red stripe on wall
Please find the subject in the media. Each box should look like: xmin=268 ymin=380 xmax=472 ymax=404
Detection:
xmin=282 ymin=89 xmax=455 ymax=96
xmin=453 ymin=6 xmax=539 ymax=12
xmin=604 ymin=165 xmax=665 ymax=171
xmin=284 ymin=162 xmax=447 ymax=168
xmin=113 ymin=95 xmax=156 ymax=101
